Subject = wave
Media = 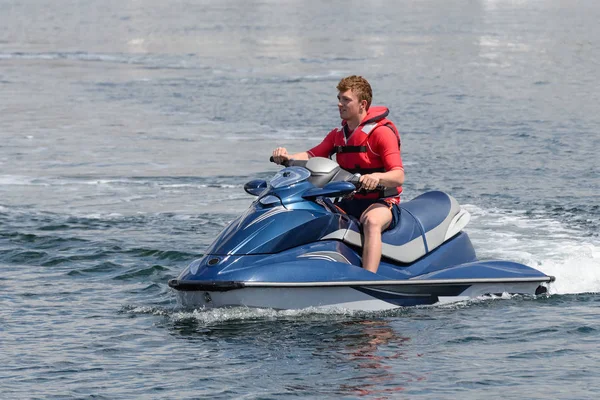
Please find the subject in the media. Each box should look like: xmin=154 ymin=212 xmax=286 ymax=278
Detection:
xmin=236 ymin=71 xmax=346 ymax=85
xmin=464 ymin=204 xmax=600 ymax=296
xmin=124 ymin=304 xmax=361 ymax=324
xmin=0 ymin=51 xmax=207 ymax=70
xmin=113 ymin=264 xmax=170 ymax=281
xmin=123 ymin=247 xmax=198 ymax=261
xmin=0 ymin=174 xmax=247 ymax=189
xmin=123 ymin=294 xmax=555 ymax=325
xmin=0 ymin=175 xmax=43 ymax=186
xmin=1 ymin=51 xmax=347 ymax=87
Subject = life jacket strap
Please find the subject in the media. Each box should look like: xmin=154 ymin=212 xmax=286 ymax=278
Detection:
xmin=331 ymin=145 xmax=367 ymax=154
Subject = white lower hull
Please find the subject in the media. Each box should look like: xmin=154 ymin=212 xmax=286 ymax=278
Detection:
xmin=175 ymin=281 xmax=546 ymax=311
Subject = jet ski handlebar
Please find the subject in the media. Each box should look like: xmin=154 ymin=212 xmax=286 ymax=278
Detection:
xmin=269 ymin=156 xmax=310 ymax=168
xmin=269 ymin=156 xmax=283 ymax=165
xmin=269 ymin=156 xmax=385 ymax=193
xmin=348 ymin=174 xmax=386 ymax=194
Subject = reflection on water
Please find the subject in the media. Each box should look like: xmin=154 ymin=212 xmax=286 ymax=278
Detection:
xmin=160 ymin=308 xmax=428 ymax=397
xmin=337 ymin=320 xmax=425 ymax=398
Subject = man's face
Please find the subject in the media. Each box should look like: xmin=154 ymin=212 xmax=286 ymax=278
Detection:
xmin=337 ymin=89 xmax=364 ymax=121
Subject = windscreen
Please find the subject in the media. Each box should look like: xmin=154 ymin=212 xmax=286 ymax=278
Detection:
xmin=269 ymin=167 xmax=311 ymax=189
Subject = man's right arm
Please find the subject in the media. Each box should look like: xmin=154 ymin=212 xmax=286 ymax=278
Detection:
xmin=272 ymin=128 xmax=337 ymax=164
xmin=289 ymin=151 xmax=311 ymax=160
xmin=306 ymin=129 xmax=338 ymax=158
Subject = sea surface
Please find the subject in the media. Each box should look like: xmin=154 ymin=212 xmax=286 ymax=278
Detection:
xmin=1 ymin=0 xmax=599 ymax=398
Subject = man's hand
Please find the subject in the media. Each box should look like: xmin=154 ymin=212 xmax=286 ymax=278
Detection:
xmin=271 ymin=147 xmax=290 ymax=165
xmin=359 ymin=173 xmax=383 ymax=191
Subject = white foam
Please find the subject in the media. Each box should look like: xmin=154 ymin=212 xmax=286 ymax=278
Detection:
xmin=0 ymin=175 xmax=40 ymax=186
xmin=539 ymin=248 xmax=600 ymax=295
xmin=463 ymin=204 xmax=600 ymax=295
xmin=71 ymin=212 xmax=125 ymax=219
xmin=161 ymin=183 xmax=240 ymax=189
xmin=170 ymin=306 xmax=357 ymax=324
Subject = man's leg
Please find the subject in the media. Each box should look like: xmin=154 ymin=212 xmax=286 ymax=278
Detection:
xmin=360 ymin=203 xmax=393 ymax=273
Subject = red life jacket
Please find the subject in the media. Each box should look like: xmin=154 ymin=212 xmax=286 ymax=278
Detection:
xmin=329 ymin=106 xmax=402 ymax=198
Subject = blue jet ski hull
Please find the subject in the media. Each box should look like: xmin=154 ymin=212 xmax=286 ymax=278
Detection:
xmin=168 ymin=158 xmax=554 ymax=311
xmin=169 ymin=233 xmax=553 ymax=311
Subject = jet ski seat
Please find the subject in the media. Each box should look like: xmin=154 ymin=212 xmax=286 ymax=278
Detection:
xmin=328 ymin=191 xmax=470 ymax=264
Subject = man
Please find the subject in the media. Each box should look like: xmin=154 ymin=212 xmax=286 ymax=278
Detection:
xmin=272 ymin=75 xmax=404 ymax=273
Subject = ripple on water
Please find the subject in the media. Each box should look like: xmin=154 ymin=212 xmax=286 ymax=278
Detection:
xmin=113 ymin=265 xmax=170 ymax=281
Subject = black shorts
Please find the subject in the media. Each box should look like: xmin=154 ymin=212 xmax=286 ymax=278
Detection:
xmin=334 ymin=198 xmax=400 ymax=231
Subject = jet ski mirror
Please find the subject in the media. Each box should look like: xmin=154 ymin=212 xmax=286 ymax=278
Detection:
xmin=244 ymin=179 xmax=268 ymax=196
xmin=302 ymin=181 xmax=356 ymax=200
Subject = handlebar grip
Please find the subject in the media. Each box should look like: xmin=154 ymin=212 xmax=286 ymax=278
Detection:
xmin=356 ymin=186 xmax=387 ymax=194
xmin=349 ymin=176 xmax=386 ymax=193
xmin=269 ymin=156 xmax=289 ymax=167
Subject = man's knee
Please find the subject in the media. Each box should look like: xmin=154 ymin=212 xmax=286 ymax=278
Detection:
xmin=361 ymin=208 xmax=391 ymax=232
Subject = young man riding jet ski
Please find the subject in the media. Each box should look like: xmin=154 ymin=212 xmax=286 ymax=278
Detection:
xmin=272 ymin=75 xmax=405 ymax=273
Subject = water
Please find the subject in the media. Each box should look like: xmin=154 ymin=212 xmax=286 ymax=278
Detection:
xmin=1 ymin=0 xmax=599 ymax=398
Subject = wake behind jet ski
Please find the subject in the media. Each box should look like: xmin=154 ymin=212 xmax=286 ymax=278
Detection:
xmin=168 ymin=157 xmax=554 ymax=311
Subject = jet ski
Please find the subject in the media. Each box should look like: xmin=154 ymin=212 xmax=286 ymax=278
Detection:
xmin=168 ymin=157 xmax=554 ymax=311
